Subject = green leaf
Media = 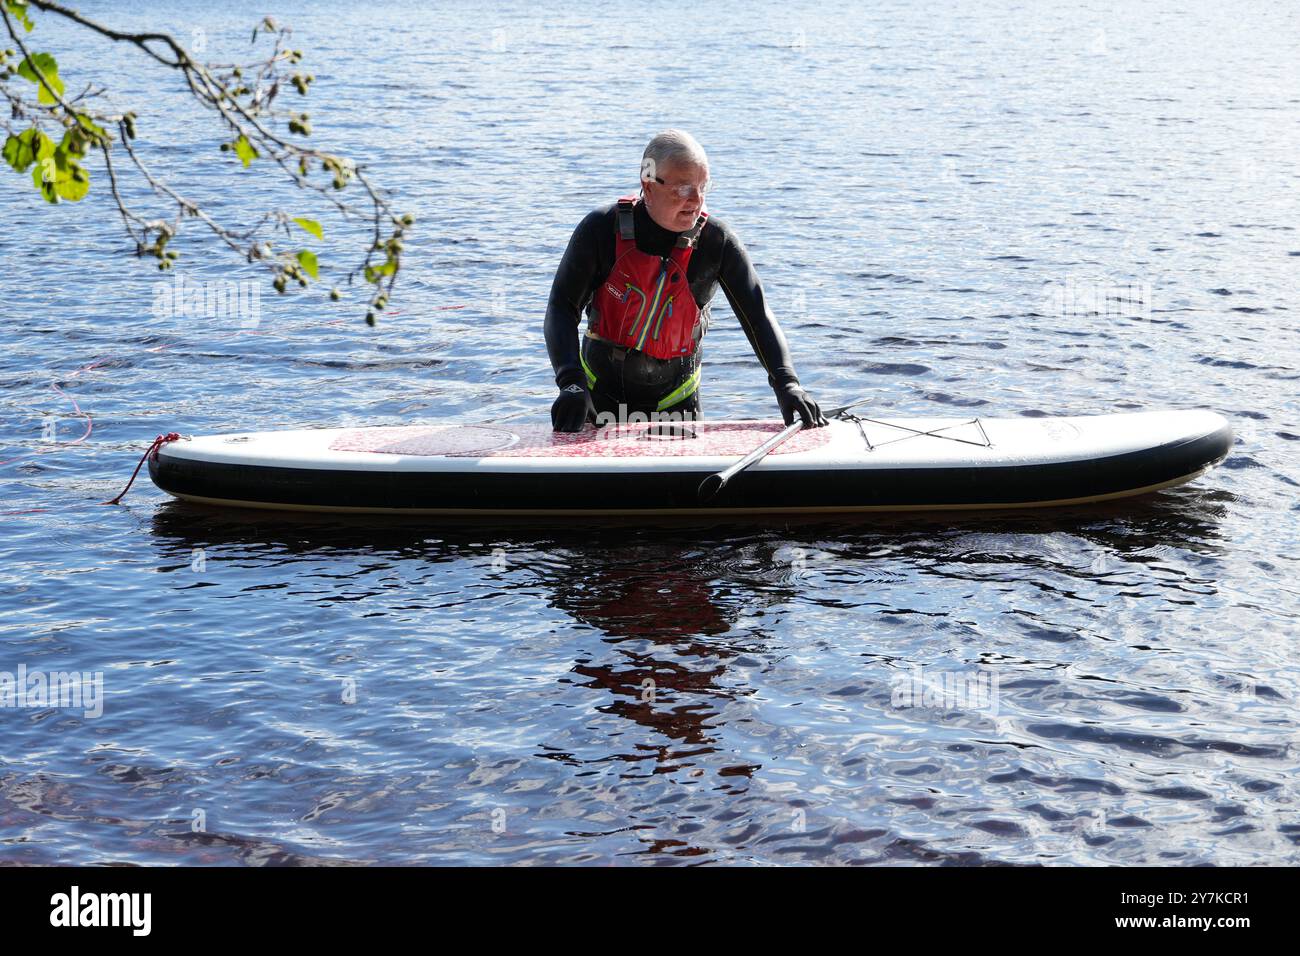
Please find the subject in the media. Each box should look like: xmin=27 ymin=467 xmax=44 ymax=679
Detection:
xmin=232 ymin=134 xmax=259 ymax=167
xmin=74 ymin=113 xmax=108 ymax=145
xmin=35 ymin=130 xmax=55 ymax=162
xmin=364 ymin=259 xmax=396 ymax=284
xmin=54 ymin=162 xmax=89 ymax=201
xmin=59 ymin=128 xmax=87 ymax=159
xmin=292 ymin=217 xmax=323 ymax=240
xmin=17 ymin=53 xmax=65 ymax=105
xmin=3 ymin=128 xmax=41 ymax=172
xmin=2 ymin=136 xmax=25 ymax=172
xmin=32 ymin=158 xmax=58 ymax=202
xmin=24 ymin=130 xmax=89 ymax=203
xmin=295 ymin=249 xmax=318 ymax=279
xmin=5 ymin=1 xmax=35 ymax=32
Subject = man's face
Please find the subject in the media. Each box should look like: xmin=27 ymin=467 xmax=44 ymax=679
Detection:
xmin=643 ymin=159 xmax=709 ymax=232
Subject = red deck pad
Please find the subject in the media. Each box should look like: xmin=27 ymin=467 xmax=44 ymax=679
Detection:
xmin=328 ymin=421 xmax=833 ymax=459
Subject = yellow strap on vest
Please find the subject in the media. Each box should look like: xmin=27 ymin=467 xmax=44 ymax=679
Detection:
xmin=656 ymin=365 xmax=701 ymax=411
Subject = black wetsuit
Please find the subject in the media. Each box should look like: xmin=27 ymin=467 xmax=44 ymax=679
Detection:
xmin=545 ymin=198 xmax=804 ymax=419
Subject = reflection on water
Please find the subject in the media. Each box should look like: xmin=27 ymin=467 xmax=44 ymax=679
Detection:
xmin=2 ymin=467 xmax=1293 ymax=865
xmin=0 ymin=489 xmax=1245 ymax=865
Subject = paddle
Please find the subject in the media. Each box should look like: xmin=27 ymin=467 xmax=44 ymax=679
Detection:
xmin=696 ymin=396 xmax=872 ymax=502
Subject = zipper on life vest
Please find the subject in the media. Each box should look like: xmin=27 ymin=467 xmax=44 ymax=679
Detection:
xmin=635 ymin=257 xmax=671 ymax=351
xmin=622 ymin=283 xmax=648 ymax=342
xmin=651 ymin=296 xmax=672 ymax=341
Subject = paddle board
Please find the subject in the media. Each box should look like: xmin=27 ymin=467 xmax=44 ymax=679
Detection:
xmin=145 ymin=409 xmax=1233 ymax=515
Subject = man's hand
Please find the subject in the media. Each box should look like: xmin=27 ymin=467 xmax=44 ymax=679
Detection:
xmin=551 ymin=383 xmax=596 ymax=432
xmin=775 ymin=382 xmax=828 ymax=428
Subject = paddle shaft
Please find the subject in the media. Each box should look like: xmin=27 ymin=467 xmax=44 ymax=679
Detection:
xmin=695 ymin=396 xmax=872 ymax=503
xmin=697 ymin=420 xmax=803 ymax=501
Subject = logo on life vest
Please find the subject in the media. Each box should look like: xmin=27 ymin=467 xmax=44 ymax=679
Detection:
xmin=605 ymin=282 xmax=625 ymax=301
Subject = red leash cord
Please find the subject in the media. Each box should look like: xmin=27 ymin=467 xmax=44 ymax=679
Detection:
xmin=103 ymin=432 xmax=181 ymax=505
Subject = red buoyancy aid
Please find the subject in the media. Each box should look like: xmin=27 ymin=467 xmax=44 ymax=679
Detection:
xmin=587 ymin=195 xmax=708 ymax=360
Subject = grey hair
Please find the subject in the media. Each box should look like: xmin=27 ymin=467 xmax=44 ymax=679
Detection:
xmin=640 ymin=129 xmax=708 ymax=184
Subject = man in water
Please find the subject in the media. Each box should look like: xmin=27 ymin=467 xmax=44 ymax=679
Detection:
xmin=545 ymin=129 xmax=828 ymax=432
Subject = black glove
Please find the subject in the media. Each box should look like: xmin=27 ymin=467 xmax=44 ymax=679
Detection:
xmin=775 ymin=381 xmax=828 ymax=428
xmin=551 ymin=383 xmax=596 ymax=432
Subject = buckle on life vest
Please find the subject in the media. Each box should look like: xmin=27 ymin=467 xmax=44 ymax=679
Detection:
xmin=675 ymin=212 xmax=707 ymax=248
xmin=585 ymin=330 xmax=628 ymax=362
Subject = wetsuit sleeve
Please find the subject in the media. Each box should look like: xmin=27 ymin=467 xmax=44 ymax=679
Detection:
xmin=716 ymin=227 xmax=802 ymax=389
xmin=545 ymin=210 xmax=605 ymax=390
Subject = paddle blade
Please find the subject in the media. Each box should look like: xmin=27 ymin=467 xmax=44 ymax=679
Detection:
xmin=697 ymin=473 xmax=725 ymax=502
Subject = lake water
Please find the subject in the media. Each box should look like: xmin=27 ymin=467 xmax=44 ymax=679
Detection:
xmin=1 ymin=0 xmax=1297 ymax=864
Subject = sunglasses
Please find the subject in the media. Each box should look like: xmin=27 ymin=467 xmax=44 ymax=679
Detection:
xmin=652 ymin=176 xmax=711 ymax=199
